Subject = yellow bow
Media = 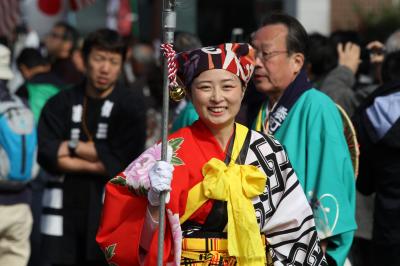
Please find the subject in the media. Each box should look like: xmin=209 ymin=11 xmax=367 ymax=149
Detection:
xmin=202 ymin=158 xmax=267 ymax=266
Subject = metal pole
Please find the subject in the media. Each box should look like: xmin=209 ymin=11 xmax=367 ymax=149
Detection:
xmin=158 ymin=0 xmax=176 ymax=265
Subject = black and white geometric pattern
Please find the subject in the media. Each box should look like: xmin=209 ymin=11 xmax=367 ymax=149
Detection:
xmin=243 ymin=131 xmax=328 ymax=265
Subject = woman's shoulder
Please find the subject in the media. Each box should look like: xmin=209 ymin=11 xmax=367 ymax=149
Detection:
xmin=246 ymin=126 xmax=285 ymax=152
xmin=248 ymin=125 xmax=275 ymax=140
xmin=167 ymin=125 xmax=193 ymax=146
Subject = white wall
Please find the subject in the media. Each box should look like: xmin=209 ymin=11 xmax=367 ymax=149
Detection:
xmin=284 ymin=0 xmax=331 ymax=35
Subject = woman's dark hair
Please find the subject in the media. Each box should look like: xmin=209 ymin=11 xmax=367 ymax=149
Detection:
xmin=308 ymin=33 xmax=337 ymax=78
xmin=261 ymin=13 xmax=309 ymax=59
xmin=381 ymin=51 xmax=400 ymax=83
xmin=82 ymin=28 xmax=127 ymax=63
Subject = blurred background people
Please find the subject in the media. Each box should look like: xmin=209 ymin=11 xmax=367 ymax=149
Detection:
xmin=16 ymin=48 xmax=65 ymax=123
xmin=37 ymin=29 xmax=146 ymax=266
xmin=15 ymin=47 xmax=65 ymax=266
xmin=170 ymin=31 xmax=202 ymax=132
xmin=124 ymin=40 xmax=164 ymax=148
xmin=306 ymin=33 xmax=338 ymax=88
xmin=44 ymin=22 xmax=83 ymax=87
xmin=353 ymin=51 xmax=400 ymax=266
xmin=0 ymin=44 xmax=37 ymax=266
xmin=7 ymin=24 xmax=41 ymax=94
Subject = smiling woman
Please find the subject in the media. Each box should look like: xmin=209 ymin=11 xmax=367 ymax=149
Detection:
xmin=96 ymin=43 xmax=328 ymax=266
xmin=190 ymin=69 xmax=244 ymax=148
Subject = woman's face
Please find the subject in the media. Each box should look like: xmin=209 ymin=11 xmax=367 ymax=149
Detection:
xmin=191 ymin=69 xmax=244 ymax=131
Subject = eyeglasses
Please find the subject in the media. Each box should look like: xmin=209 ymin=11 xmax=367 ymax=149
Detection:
xmin=255 ymin=50 xmax=288 ymax=62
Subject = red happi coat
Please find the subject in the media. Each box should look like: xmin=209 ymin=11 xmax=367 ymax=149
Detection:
xmin=96 ymin=120 xmax=233 ymax=265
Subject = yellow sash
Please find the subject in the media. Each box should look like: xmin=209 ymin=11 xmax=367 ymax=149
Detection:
xmin=180 ymin=123 xmax=267 ymax=266
xmin=179 ymin=123 xmax=249 ymax=224
xmin=254 ymin=107 xmax=264 ymax=132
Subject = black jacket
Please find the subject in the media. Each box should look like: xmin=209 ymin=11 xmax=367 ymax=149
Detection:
xmin=37 ymin=80 xmax=147 ymax=263
xmin=353 ymin=80 xmax=400 ymax=244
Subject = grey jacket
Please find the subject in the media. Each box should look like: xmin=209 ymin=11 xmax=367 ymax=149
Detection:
xmin=319 ymin=65 xmax=357 ymax=116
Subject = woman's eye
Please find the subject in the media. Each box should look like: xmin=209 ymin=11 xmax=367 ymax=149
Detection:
xmin=222 ymin=85 xmax=234 ymax=90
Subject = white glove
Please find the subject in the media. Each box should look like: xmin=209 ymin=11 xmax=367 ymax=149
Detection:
xmin=147 ymin=161 xmax=174 ymax=206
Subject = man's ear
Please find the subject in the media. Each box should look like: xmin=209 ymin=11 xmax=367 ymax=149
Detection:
xmin=291 ymin=53 xmax=305 ymax=75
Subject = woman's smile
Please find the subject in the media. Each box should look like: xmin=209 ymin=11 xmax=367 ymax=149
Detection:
xmin=191 ymin=69 xmax=244 ymax=130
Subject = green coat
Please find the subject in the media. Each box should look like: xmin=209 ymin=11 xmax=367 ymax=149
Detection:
xmin=254 ymin=89 xmax=356 ymax=265
xmin=171 ymin=101 xmax=199 ymax=133
xmin=27 ymin=82 xmax=60 ymax=123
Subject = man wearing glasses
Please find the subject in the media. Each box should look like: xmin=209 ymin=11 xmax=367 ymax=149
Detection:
xmin=251 ymin=13 xmax=356 ymax=266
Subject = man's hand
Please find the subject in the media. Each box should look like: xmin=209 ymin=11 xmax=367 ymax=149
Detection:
xmin=338 ymin=42 xmax=361 ymax=74
xmin=57 ymin=141 xmax=70 ymax=157
xmin=56 ymin=140 xmax=107 ymax=175
xmin=367 ymin=41 xmax=385 ymax=84
xmin=75 ymin=141 xmax=99 ymax=162
xmin=58 ymin=156 xmax=107 ymax=175
xmin=88 ymin=160 xmax=107 ymax=175
xmin=58 ymin=140 xmax=99 ymax=162
xmin=367 ymin=41 xmax=385 ymax=64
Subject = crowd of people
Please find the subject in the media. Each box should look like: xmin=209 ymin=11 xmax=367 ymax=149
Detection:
xmin=0 ymin=11 xmax=400 ymax=266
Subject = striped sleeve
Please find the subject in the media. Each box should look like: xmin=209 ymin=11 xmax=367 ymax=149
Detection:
xmin=245 ymin=131 xmax=328 ymax=266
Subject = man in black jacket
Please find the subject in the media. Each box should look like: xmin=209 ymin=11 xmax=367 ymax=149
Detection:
xmin=353 ymin=51 xmax=400 ymax=266
xmin=38 ymin=29 xmax=146 ymax=266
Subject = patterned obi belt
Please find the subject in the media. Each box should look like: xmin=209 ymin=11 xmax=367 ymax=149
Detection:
xmin=181 ymin=233 xmax=271 ymax=266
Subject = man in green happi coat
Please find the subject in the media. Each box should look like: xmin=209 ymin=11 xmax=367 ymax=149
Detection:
xmin=251 ymin=13 xmax=356 ymax=266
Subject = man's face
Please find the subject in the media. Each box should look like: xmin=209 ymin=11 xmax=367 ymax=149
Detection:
xmin=252 ymin=24 xmax=300 ymax=98
xmin=45 ymin=26 xmax=65 ymax=57
xmin=85 ymin=48 xmax=122 ymax=93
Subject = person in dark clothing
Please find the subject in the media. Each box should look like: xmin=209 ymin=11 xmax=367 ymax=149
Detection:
xmin=0 ymin=44 xmax=36 ymax=266
xmin=353 ymin=51 xmax=400 ymax=266
xmin=16 ymin=47 xmax=65 ymax=123
xmin=45 ymin=22 xmax=83 ymax=87
xmin=37 ymin=29 xmax=147 ymax=266
xmin=16 ymin=47 xmax=66 ymax=266
xmin=306 ymin=33 xmax=338 ymax=88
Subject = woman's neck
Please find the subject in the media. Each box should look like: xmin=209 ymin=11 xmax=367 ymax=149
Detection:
xmin=208 ymin=122 xmax=235 ymax=151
